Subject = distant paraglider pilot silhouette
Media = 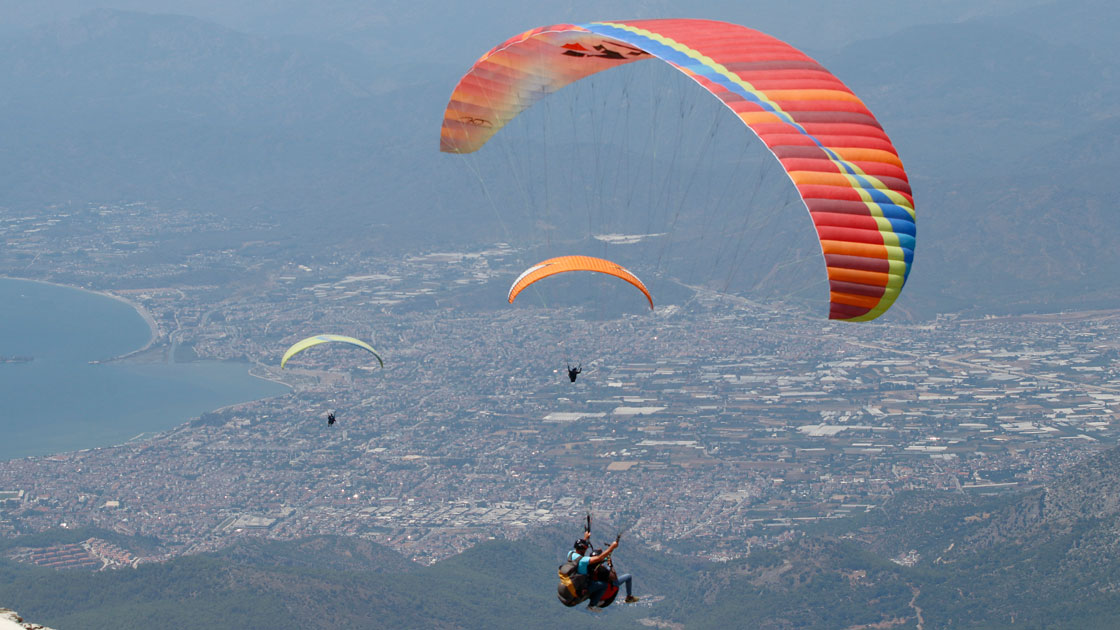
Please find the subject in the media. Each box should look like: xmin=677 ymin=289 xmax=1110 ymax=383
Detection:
xmin=567 ymin=364 xmax=582 ymax=382
xmin=327 ymin=412 xmax=336 ymax=426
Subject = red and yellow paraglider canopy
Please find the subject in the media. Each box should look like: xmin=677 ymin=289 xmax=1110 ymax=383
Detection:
xmin=441 ymin=19 xmax=915 ymax=322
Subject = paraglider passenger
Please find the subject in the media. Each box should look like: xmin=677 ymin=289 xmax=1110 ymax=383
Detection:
xmin=583 ymin=537 xmax=619 ymax=608
xmin=567 ymin=364 xmax=582 ymax=382
xmin=613 ymin=571 xmax=637 ymax=604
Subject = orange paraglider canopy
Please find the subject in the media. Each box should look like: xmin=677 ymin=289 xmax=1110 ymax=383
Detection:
xmin=507 ymin=256 xmax=653 ymax=309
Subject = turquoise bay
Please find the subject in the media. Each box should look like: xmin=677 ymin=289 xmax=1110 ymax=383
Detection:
xmin=0 ymin=278 xmax=287 ymax=461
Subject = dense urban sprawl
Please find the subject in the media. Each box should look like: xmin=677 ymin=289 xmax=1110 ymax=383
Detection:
xmin=1 ymin=203 xmax=1118 ymax=567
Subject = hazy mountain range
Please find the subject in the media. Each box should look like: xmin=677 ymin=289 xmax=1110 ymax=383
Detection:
xmin=2 ymin=1 xmax=1117 ymax=319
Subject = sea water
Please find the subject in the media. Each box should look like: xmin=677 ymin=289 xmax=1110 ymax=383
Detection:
xmin=0 ymin=278 xmax=287 ymax=460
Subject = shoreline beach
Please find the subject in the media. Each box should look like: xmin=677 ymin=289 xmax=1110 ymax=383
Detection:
xmin=0 ymin=277 xmax=290 ymax=461
xmin=0 ymin=276 xmax=160 ymax=361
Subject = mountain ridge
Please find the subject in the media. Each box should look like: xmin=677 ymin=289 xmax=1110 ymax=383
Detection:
xmin=1 ymin=5 xmax=1117 ymax=317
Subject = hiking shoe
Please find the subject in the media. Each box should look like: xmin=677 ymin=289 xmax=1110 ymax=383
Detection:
xmin=624 ymin=595 xmax=640 ymax=604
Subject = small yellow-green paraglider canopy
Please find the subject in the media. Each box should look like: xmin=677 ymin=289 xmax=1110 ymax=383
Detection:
xmin=280 ymin=334 xmax=383 ymax=369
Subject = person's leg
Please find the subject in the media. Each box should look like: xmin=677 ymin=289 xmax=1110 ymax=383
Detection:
xmin=613 ymin=573 xmax=633 ymax=598
xmin=587 ymin=580 xmax=607 ymax=606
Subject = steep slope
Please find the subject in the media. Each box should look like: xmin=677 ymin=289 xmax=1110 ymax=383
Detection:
xmin=908 ymin=447 xmax=1120 ymax=628
xmin=0 ymin=528 xmax=698 ymax=630
xmin=8 ymin=445 xmax=1120 ymax=630
xmin=826 ymin=10 xmax=1120 ymax=317
xmin=917 ymin=116 xmax=1120 ymax=315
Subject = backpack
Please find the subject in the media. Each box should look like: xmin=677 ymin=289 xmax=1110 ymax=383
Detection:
xmin=557 ymin=559 xmax=590 ymax=607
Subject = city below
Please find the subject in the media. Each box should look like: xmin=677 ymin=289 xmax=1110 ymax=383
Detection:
xmin=1 ymin=202 xmax=1118 ymax=568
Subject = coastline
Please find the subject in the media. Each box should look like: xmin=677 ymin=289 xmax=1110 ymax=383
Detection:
xmin=0 ymin=276 xmax=161 ymax=362
xmin=0 ymin=276 xmax=293 ymax=461
xmin=248 ymin=363 xmax=295 ymax=390
xmin=91 ymin=289 xmax=160 ymax=358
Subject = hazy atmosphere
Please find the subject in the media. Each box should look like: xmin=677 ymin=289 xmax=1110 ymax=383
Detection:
xmin=1 ymin=1 xmax=1119 ymax=628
